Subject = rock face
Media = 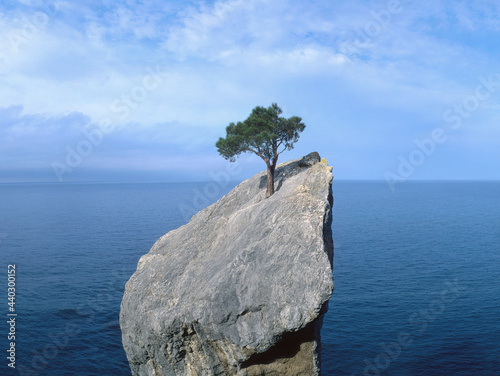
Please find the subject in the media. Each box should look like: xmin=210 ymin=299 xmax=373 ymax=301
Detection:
xmin=120 ymin=152 xmax=334 ymax=376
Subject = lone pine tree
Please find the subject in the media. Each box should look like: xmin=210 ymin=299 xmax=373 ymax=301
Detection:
xmin=216 ymin=103 xmax=306 ymax=198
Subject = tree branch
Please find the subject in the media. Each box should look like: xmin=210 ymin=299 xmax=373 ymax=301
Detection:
xmin=248 ymin=146 xmax=269 ymax=165
xmin=276 ymin=144 xmax=288 ymax=156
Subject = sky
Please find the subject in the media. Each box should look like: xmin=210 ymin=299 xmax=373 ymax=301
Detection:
xmin=1 ymin=0 xmax=499 ymax=185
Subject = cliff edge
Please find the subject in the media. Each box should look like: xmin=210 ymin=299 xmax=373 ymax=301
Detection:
xmin=120 ymin=152 xmax=334 ymax=376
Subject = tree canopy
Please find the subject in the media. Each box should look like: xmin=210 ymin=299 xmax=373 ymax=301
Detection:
xmin=216 ymin=103 xmax=305 ymax=197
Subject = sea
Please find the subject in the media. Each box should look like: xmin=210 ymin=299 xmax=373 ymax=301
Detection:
xmin=0 ymin=181 xmax=499 ymax=376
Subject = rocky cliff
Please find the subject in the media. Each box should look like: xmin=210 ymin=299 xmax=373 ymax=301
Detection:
xmin=120 ymin=152 xmax=334 ymax=376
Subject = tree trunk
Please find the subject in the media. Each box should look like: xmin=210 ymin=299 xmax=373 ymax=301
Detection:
xmin=266 ymin=163 xmax=276 ymax=198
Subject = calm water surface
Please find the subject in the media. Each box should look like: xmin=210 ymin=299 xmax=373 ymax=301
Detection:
xmin=0 ymin=181 xmax=498 ymax=375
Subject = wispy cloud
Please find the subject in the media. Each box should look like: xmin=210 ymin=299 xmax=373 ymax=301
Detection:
xmin=1 ymin=0 xmax=499 ymax=181
xmin=162 ymin=0 xmax=348 ymax=70
xmin=0 ymin=105 xmax=229 ymax=181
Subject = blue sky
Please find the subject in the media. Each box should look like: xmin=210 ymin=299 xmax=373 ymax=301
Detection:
xmin=1 ymin=0 xmax=499 ymax=184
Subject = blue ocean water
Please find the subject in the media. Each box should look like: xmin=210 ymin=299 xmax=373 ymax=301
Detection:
xmin=0 ymin=181 xmax=499 ymax=376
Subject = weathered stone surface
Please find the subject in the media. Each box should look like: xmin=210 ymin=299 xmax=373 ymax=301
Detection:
xmin=120 ymin=152 xmax=334 ymax=376
xmin=298 ymin=151 xmax=321 ymax=167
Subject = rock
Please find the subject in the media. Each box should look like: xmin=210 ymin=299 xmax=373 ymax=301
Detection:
xmin=120 ymin=152 xmax=334 ymax=376
xmin=298 ymin=151 xmax=320 ymax=167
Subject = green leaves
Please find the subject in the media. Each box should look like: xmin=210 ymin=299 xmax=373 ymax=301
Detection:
xmin=215 ymin=103 xmax=306 ymax=164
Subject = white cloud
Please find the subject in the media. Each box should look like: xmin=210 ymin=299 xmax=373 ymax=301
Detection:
xmin=0 ymin=104 xmax=223 ymax=181
xmin=1 ymin=0 xmax=500 ymax=181
xmin=162 ymin=0 xmax=349 ymax=70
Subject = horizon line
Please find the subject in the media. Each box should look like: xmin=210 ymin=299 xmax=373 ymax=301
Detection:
xmin=1 ymin=178 xmax=499 ymax=185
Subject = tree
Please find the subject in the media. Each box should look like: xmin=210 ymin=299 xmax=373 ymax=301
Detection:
xmin=216 ymin=103 xmax=306 ymax=198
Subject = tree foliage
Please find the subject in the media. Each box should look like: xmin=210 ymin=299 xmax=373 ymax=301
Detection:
xmin=216 ymin=103 xmax=305 ymax=197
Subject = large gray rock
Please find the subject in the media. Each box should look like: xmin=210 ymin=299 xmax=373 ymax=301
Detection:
xmin=120 ymin=152 xmax=334 ymax=376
